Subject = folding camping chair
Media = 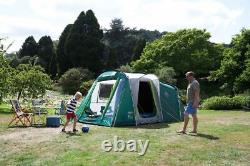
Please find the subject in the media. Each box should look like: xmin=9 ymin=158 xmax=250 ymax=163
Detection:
xmin=8 ymin=100 xmax=33 ymax=127
xmin=32 ymin=99 xmax=48 ymax=126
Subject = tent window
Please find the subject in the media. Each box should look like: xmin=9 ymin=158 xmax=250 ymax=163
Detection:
xmin=137 ymin=81 xmax=157 ymax=118
xmin=99 ymin=84 xmax=113 ymax=100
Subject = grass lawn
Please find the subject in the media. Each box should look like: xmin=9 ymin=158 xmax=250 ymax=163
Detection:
xmin=0 ymin=104 xmax=249 ymax=166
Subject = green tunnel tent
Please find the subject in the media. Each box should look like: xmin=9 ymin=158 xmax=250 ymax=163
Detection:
xmin=76 ymin=71 xmax=184 ymax=127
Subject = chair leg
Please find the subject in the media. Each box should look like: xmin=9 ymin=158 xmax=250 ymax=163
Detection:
xmin=8 ymin=116 xmax=17 ymax=126
xmin=25 ymin=116 xmax=32 ymax=126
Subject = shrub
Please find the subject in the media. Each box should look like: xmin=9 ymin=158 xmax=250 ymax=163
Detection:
xmin=59 ymin=68 xmax=94 ymax=94
xmin=155 ymin=67 xmax=176 ymax=84
xmin=202 ymin=95 xmax=250 ymax=110
xmin=80 ymin=80 xmax=94 ymax=96
xmin=118 ymin=64 xmax=134 ymax=73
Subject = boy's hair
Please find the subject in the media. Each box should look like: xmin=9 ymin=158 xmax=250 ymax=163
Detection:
xmin=75 ymin=91 xmax=82 ymax=98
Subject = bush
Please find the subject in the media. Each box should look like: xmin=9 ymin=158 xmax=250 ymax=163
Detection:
xmin=155 ymin=67 xmax=176 ymax=84
xmin=80 ymin=80 xmax=94 ymax=96
xmin=59 ymin=68 xmax=94 ymax=94
xmin=202 ymin=96 xmax=250 ymax=110
xmin=118 ymin=64 xmax=134 ymax=73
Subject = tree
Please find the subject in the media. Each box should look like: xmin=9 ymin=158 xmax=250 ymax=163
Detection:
xmin=57 ymin=24 xmax=73 ymax=75
xmin=210 ymin=28 xmax=250 ymax=94
xmin=155 ymin=67 xmax=176 ymax=84
xmin=102 ymin=19 xmax=164 ymax=68
xmin=64 ymin=10 xmax=104 ymax=74
xmin=10 ymin=64 xmax=52 ymax=100
xmin=37 ymin=36 xmax=57 ymax=77
xmin=0 ymin=53 xmax=13 ymax=103
xmin=19 ymin=36 xmax=38 ymax=58
xmin=132 ymin=29 xmax=223 ymax=77
xmin=59 ymin=68 xmax=94 ymax=94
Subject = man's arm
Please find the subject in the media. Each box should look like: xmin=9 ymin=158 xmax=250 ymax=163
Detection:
xmin=193 ymin=90 xmax=199 ymax=109
xmin=192 ymin=83 xmax=200 ymax=109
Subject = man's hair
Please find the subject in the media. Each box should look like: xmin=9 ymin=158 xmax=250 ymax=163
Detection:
xmin=185 ymin=71 xmax=195 ymax=77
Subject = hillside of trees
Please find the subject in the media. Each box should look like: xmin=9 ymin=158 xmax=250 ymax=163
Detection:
xmin=2 ymin=9 xmax=250 ymax=98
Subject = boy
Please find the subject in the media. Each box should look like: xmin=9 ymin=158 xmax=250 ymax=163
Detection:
xmin=61 ymin=92 xmax=82 ymax=132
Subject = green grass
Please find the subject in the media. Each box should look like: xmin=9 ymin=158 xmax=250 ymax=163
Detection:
xmin=0 ymin=109 xmax=249 ymax=166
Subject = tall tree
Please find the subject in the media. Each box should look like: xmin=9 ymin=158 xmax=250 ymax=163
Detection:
xmin=210 ymin=28 xmax=250 ymax=94
xmin=57 ymin=24 xmax=73 ymax=75
xmin=19 ymin=36 xmax=38 ymax=58
xmin=64 ymin=10 xmax=104 ymax=74
xmin=37 ymin=36 xmax=57 ymax=77
xmin=132 ymin=28 xmax=223 ymax=77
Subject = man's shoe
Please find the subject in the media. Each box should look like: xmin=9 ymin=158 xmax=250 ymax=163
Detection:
xmin=189 ymin=131 xmax=197 ymax=135
xmin=177 ymin=130 xmax=186 ymax=134
xmin=61 ymin=128 xmax=66 ymax=132
xmin=73 ymin=129 xmax=78 ymax=132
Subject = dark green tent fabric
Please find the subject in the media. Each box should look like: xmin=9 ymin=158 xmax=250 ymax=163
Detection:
xmin=76 ymin=71 xmax=184 ymax=127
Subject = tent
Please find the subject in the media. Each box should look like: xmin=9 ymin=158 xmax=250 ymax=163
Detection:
xmin=76 ymin=71 xmax=184 ymax=127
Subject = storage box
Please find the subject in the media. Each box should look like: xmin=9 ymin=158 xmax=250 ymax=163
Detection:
xmin=46 ymin=115 xmax=60 ymax=127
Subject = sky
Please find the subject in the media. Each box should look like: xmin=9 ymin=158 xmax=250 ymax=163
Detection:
xmin=1 ymin=0 xmax=250 ymax=53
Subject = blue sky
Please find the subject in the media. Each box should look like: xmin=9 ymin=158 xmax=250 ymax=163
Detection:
xmin=1 ymin=0 xmax=250 ymax=52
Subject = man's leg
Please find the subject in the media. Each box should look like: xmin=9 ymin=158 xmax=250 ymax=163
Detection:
xmin=182 ymin=114 xmax=189 ymax=132
xmin=191 ymin=114 xmax=198 ymax=133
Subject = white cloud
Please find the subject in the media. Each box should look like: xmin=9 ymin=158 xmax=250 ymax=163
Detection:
xmin=0 ymin=0 xmax=16 ymax=6
xmin=0 ymin=0 xmax=245 ymax=52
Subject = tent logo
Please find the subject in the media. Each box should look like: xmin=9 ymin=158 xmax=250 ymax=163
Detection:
xmin=101 ymin=136 xmax=150 ymax=156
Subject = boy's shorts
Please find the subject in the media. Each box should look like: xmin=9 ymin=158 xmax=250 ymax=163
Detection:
xmin=66 ymin=112 xmax=76 ymax=120
xmin=184 ymin=102 xmax=197 ymax=115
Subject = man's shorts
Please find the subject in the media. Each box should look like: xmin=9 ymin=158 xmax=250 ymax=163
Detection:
xmin=184 ymin=102 xmax=197 ymax=115
xmin=66 ymin=112 xmax=76 ymax=120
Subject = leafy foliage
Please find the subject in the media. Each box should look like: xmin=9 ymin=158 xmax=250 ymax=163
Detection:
xmin=210 ymin=28 xmax=250 ymax=94
xmin=57 ymin=24 xmax=73 ymax=75
xmin=59 ymin=68 xmax=94 ymax=94
xmin=37 ymin=36 xmax=57 ymax=77
xmin=132 ymin=29 xmax=223 ymax=77
xmin=80 ymin=80 xmax=94 ymax=95
xmin=155 ymin=67 xmax=176 ymax=84
xmin=0 ymin=53 xmax=13 ymax=103
xmin=202 ymin=95 xmax=250 ymax=110
xmin=63 ymin=10 xmax=104 ymax=74
xmin=10 ymin=64 xmax=52 ymax=100
xmin=19 ymin=36 xmax=38 ymax=58
xmin=118 ymin=64 xmax=134 ymax=73
xmin=103 ymin=18 xmax=163 ymax=68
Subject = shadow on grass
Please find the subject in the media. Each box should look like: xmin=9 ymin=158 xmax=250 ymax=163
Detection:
xmin=189 ymin=133 xmax=219 ymax=140
xmin=119 ymin=122 xmax=170 ymax=129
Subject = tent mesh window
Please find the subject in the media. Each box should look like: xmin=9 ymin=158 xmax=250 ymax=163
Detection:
xmin=98 ymin=83 xmax=113 ymax=100
xmin=137 ymin=81 xmax=157 ymax=118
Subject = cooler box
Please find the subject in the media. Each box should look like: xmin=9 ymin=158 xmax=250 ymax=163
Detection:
xmin=46 ymin=115 xmax=60 ymax=127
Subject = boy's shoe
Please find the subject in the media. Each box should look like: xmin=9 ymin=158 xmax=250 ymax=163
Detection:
xmin=61 ymin=128 xmax=66 ymax=132
xmin=73 ymin=129 xmax=78 ymax=132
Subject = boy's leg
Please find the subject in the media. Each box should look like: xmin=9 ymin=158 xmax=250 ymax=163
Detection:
xmin=73 ymin=116 xmax=77 ymax=131
xmin=62 ymin=118 xmax=70 ymax=130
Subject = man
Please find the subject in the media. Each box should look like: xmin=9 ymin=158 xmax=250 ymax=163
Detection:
xmin=178 ymin=71 xmax=200 ymax=134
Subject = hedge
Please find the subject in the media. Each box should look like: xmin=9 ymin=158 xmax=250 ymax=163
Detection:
xmin=202 ymin=96 xmax=250 ymax=110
